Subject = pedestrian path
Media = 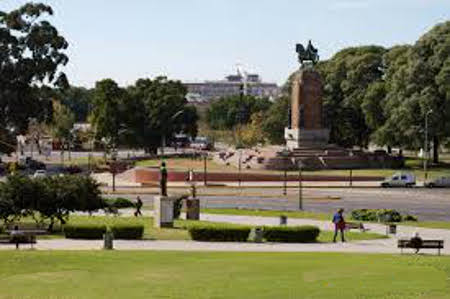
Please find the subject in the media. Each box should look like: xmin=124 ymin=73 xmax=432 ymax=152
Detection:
xmin=1 ymin=213 xmax=449 ymax=254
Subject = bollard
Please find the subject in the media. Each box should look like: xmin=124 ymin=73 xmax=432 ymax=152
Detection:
xmin=253 ymin=227 xmax=264 ymax=243
xmin=388 ymin=224 xmax=397 ymax=235
xmin=103 ymin=230 xmax=114 ymax=250
xmin=280 ymin=215 xmax=288 ymax=225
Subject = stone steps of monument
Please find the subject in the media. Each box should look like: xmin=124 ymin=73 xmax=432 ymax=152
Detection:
xmin=264 ymin=157 xmax=296 ymax=171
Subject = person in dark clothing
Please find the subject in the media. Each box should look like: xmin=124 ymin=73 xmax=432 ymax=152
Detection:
xmin=134 ymin=196 xmax=143 ymax=217
xmin=160 ymin=162 xmax=168 ymax=196
xmin=410 ymin=232 xmax=423 ymax=254
xmin=332 ymin=208 xmax=346 ymax=243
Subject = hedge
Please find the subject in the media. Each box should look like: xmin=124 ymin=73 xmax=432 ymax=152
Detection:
xmin=64 ymin=224 xmax=106 ymax=239
xmin=64 ymin=224 xmax=144 ymax=239
xmin=104 ymin=197 xmax=135 ymax=209
xmin=111 ymin=224 xmax=144 ymax=239
xmin=188 ymin=225 xmax=251 ymax=242
xmin=351 ymin=209 xmax=417 ymax=222
xmin=263 ymin=226 xmax=320 ymax=243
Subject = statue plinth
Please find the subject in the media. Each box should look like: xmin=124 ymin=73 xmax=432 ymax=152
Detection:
xmin=285 ymin=68 xmax=329 ymax=149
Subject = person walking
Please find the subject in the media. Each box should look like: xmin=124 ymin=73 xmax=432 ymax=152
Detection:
xmin=332 ymin=208 xmax=346 ymax=243
xmin=134 ymin=196 xmax=143 ymax=217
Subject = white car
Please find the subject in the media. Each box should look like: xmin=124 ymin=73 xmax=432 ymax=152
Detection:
xmin=33 ymin=170 xmax=47 ymax=178
xmin=425 ymin=177 xmax=450 ymax=188
xmin=381 ymin=172 xmax=416 ymax=187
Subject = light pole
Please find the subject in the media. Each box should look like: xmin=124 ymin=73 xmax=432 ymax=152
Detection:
xmin=203 ymin=153 xmax=207 ymax=186
xmin=424 ymin=109 xmax=433 ymax=182
xmin=161 ymin=110 xmax=184 ymax=157
xmin=281 ymin=149 xmax=290 ymax=196
xmin=298 ymin=160 xmax=303 ymax=210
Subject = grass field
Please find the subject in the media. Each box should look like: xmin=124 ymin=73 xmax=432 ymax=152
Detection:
xmin=0 ymin=251 xmax=448 ymax=298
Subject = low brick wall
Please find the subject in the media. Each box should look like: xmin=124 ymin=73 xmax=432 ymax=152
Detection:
xmin=132 ymin=168 xmax=383 ymax=183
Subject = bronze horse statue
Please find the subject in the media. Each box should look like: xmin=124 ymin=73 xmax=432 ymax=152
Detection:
xmin=296 ymin=40 xmax=319 ymax=66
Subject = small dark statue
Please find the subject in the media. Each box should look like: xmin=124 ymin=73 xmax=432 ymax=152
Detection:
xmin=296 ymin=40 xmax=319 ymax=66
xmin=160 ymin=162 xmax=168 ymax=196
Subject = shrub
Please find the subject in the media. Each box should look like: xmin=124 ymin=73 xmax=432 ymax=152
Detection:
xmin=111 ymin=224 xmax=144 ymax=239
xmin=64 ymin=224 xmax=106 ymax=239
xmin=108 ymin=197 xmax=135 ymax=209
xmin=351 ymin=209 xmax=403 ymax=222
xmin=402 ymin=214 xmax=418 ymax=222
xmin=188 ymin=225 xmax=251 ymax=242
xmin=263 ymin=226 xmax=320 ymax=243
xmin=64 ymin=223 xmax=144 ymax=239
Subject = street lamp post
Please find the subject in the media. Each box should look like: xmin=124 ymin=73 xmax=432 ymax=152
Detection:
xmin=161 ymin=110 xmax=184 ymax=157
xmin=298 ymin=161 xmax=303 ymax=210
xmin=424 ymin=109 xmax=433 ymax=182
xmin=111 ymin=147 xmax=118 ymax=192
xmin=203 ymin=153 xmax=207 ymax=186
xmin=281 ymin=149 xmax=290 ymax=196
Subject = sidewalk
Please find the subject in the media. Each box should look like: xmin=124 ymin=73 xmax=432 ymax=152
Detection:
xmin=1 ymin=213 xmax=448 ymax=254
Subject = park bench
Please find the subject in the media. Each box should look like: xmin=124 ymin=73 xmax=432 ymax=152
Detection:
xmin=5 ymin=229 xmax=47 ymax=249
xmin=345 ymin=222 xmax=368 ymax=232
xmin=398 ymin=239 xmax=444 ymax=255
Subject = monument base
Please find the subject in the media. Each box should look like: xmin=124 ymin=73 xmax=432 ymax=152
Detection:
xmin=284 ymin=127 xmax=330 ymax=150
xmin=153 ymin=196 xmax=175 ymax=228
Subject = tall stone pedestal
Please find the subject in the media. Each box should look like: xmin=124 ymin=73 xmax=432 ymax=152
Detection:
xmin=285 ymin=68 xmax=329 ymax=150
xmin=186 ymin=198 xmax=200 ymax=220
xmin=153 ymin=196 xmax=175 ymax=228
xmin=284 ymin=128 xmax=329 ymax=150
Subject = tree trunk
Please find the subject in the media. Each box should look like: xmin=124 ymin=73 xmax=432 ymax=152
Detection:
xmin=387 ymin=146 xmax=392 ymax=154
xmin=433 ymin=136 xmax=439 ymax=164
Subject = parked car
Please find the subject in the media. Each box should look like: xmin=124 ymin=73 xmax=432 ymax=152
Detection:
xmin=33 ymin=169 xmax=47 ymax=178
xmin=381 ymin=172 xmax=416 ymax=187
xmin=190 ymin=137 xmax=213 ymax=150
xmin=170 ymin=134 xmax=191 ymax=148
xmin=425 ymin=177 xmax=450 ymax=188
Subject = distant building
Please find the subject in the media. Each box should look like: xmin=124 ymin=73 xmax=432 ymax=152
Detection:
xmin=184 ymin=72 xmax=279 ymax=103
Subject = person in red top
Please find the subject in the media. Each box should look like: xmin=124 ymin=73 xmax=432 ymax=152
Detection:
xmin=332 ymin=208 xmax=346 ymax=243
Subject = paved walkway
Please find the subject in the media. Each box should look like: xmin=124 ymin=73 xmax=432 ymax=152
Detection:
xmin=1 ymin=213 xmax=448 ymax=254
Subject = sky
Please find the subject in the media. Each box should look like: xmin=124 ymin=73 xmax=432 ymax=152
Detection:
xmin=2 ymin=0 xmax=450 ymax=87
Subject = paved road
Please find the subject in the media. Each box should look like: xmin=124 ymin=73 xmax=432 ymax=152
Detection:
xmin=106 ymin=187 xmax=450 ymax=221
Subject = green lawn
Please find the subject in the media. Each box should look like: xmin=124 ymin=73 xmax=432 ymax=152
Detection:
xmin=0 ymin=251 xmax=448 ymax=298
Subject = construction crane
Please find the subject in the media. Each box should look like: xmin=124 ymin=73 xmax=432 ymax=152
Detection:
xmin=236 ymin=64 xmax=248 ymax=96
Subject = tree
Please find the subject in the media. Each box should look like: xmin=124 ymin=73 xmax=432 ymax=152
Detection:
xmin=0 ymin=3 xmax=68 ymax=153
xmin=51 ymin=100 xmax=75 ymax=158
xmin=261 ymin=96 xmax=289 ymax=144
xmin=241 ymin=112 xmax=267 ymax=147
xmin=59 ymin=86 xmax=93 ymax=122
xmin=207 ymin=95 xmax=272 ymax=130
xmin=318 ymin=46 xmax=386 ymax=148
xmin=128 ymin=77 xmax=198 ymax=153
xmin=90 ymin=79 xmax=128 ymax=150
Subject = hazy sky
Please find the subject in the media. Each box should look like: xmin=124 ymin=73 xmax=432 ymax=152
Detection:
xmin=2 ymin=0 xmax=450 ymax=87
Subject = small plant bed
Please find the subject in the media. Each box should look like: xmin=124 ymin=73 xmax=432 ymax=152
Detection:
xmin=351 ymin=209 xmax=418 ymax=222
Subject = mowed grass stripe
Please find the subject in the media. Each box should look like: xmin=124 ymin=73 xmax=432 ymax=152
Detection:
xmin=0 ymin=252 xmax=447 ymax=298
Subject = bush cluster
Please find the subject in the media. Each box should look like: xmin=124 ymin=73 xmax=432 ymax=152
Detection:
xmin=0 ymin=175 xmax=103 ymax=231
xmin=64 ymin=224 xmax=106 ymax=239
xmin=64 ymin=224 xmax=144 ymax=239
xmin=351 ymin=209 xmax=417 ymax=222
xmin=104 ymin=197 xmax=135 ymax=209
xmin=188 ymin=225 xmax=251 ymax=242
xmin=188 ymin=224 xmax=321 ymax=243
xmin=111 ymin=224 xmax=144 ymax=239
xmin=263 ymin=226 xmax=320 ymax=243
